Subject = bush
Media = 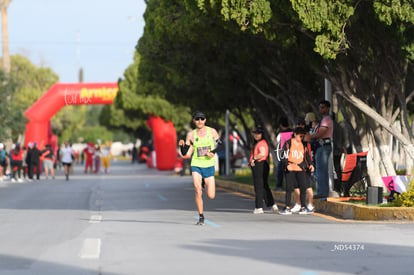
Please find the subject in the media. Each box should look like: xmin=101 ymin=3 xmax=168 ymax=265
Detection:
xmin=393 ymin=174 xmax=414 ymax=207
xmin=396 ymin=169 xmax=407 ymax=175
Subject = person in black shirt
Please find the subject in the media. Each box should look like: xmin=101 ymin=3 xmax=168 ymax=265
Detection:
xmin=29 ymin=142 xmax=41 ymax=181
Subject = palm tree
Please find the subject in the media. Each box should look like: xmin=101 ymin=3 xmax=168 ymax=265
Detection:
xmin=0 ymin=0 xmax=11 ymax=74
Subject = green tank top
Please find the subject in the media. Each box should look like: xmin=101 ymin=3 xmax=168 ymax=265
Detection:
xmin=191 ymin=127 xmax=216 ymax=168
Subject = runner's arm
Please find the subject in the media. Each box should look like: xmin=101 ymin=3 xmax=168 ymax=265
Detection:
xmin=209 ymin=128 xmax=224 ymax=154
xmin=179 ymin=131 xmax=194 ymax=157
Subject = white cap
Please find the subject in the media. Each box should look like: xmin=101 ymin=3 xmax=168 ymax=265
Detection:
xmin=0 ymin=143 xmax=4 ymax=149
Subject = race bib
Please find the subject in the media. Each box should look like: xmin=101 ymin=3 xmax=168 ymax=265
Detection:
xmin=196 ymin=146 xmax=210 ymax=157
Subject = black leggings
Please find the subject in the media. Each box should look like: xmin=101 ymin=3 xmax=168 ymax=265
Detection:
xmin=29 ymin=162 xmax=40 ymax=180
xmin=252 ymin=161 xmax=275 ymax=208
xmin=11 ymin=160 xmax=22 ymax=179
xmin=285 ymin=171 xmax=307 ymax=207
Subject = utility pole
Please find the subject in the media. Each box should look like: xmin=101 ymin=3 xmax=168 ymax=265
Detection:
xmin=225 ymin=110 xmax=230 ymax=176
xmin=0 ymin=0 xmax=13 ymax=146
xmin=0 ymin=0 xmax=11 ymax=74
xmin=76 ymin=31 xmax=83 ymax=82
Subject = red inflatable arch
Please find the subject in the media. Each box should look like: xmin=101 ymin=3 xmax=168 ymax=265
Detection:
xmin=146 ymin=115 xmax=177 ymax=170
xmin=25 ymin=83 xmax=118 ymax=150
xmin=25 ymin=82 xmax=177 ymax=171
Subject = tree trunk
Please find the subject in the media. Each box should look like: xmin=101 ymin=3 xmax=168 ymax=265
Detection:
xmin=336 ymin=90 xmax=414 ymax=160
xmin=1 ymin=0 xmax=10 ymax=74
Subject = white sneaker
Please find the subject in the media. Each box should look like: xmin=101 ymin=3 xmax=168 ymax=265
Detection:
xmin=271 ymin=204 xmax=278 ymax=212
xmin=307 ymin=204 xmax=315 ymax=212
xmin=253 ymin=208 xmax=264 ymax=214
xmin=299 ymin=207 xmax=311 ymax=215
xmin=11 ymin=178 xmax=16 ymax=183
xmin=279 ymin=207 xmax=292 ymax=215
xmin=17 ymin=178 xmax=24 ymax=183
xmin=291 ymin=204 xmax=301 ymax=213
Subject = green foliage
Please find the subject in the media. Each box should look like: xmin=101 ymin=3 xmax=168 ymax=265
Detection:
xmin=199 ymin=1 xmax=414 ymax=61
xmin=6 ymin=55 xmax=59 ymax=140
xmin=124 ymin=0 xmax=325 ymax=151
xmin=112 ymin=130 xmax=135 ymax=144
xmin=373 ymin=0 xmax=414 ymax=60
xmin=102 ymin=50 xmax=191 ymax=135
xmin=54 ymin=105 xmax=87 ymax=142
xmin=138 ymin=0 xmax=293 ymax=116
xmin=291 ymin=1 xmax=354 ymax=36
xmin=119 ymin=0 xmax=414 ymax=165
xmin=75 ymin=126 xmax=113 ymax=144
xmin=197 ymin=0 xmax=272 ymax=32
xmin=393 ymin=174 xmax=414 ymax=207
xmin=1 ymin=54 xmax=133 ymax=144
xmin=396 ymin=169 xmax=407 ymax=175
xmin=10 ymin=55 xmax=58 ymax=109
xmin=373 ymin=0 xmax=414 ymax=25
xmin=220 ymin=0 xmax=272 ymax=32
xmin=85 ymin=106 xmax=104 ymax=126
xmin=0 ymin=70 xmax=26 ymax=140
xmin=7 ymin=55 xmax=104 ymax=143
xmin=290 ymin=0 xmax=354 ymax=59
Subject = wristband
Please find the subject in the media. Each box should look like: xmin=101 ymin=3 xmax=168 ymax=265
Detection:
xmin=180 ymin=144 xmax=190 ymax=155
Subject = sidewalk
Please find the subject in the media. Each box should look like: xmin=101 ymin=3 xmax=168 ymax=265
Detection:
xmin=216 ymin=178 xmax=414 ymax=221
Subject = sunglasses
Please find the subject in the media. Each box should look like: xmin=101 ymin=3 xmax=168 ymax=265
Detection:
xmin=194 ymin=117 xmax=205 ymax=121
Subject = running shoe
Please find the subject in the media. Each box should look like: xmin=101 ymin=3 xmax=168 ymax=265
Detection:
xmin=307 ymin=204 xmax=315 ymax=212
xmin=196 ymin=216 xmax=205 ymax=225
xmin=279 ymin=207 xmax=292 ymax=215
xmin=253 ymin=208 xmax=264 ymax=214
xmin=299 ymin=207 xmax=311 ymax=215
xmin=291 ymin=204 xmax=301 ymax=213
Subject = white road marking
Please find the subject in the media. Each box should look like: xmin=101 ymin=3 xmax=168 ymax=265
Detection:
xmin=80 ymin=238 xmax=101 ymax=259
xmin=89 ymin=215 xmax=102 ymax=224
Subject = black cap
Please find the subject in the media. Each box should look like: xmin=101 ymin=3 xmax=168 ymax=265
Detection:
xmin=294 ymin=127 xmax=307 ymax=134
xmin=192 ymin=110 xmax=206 ymax=119
xmin=296 ymin=118 xmax=306 ymax=126
xmin=252 ymin=126 xmax=264 ymax=134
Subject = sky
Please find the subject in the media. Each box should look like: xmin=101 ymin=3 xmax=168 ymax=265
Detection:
xmin=4 ymin=0 xmax=147 ymax=83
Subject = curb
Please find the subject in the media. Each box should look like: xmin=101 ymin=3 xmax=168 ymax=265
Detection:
xmin=216 ymin=179 xmax=414 ymax=221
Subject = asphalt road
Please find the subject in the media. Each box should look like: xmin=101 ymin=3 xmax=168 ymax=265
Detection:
xmin=0 ymin=161 xmax=412 ymax=275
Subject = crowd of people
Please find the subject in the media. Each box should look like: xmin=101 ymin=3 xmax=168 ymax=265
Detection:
xmin=178 ymin=100 xmax=342 ymax=223
xmin=257 ymin=100 xmax=336 ymax=215
xmin=0 ymin=141 xmax=50 ymax=182
xmin=0 ymin=101 xmax=338 ymax=224
xmin=0 ymin=140 xmax=113 ymax=182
